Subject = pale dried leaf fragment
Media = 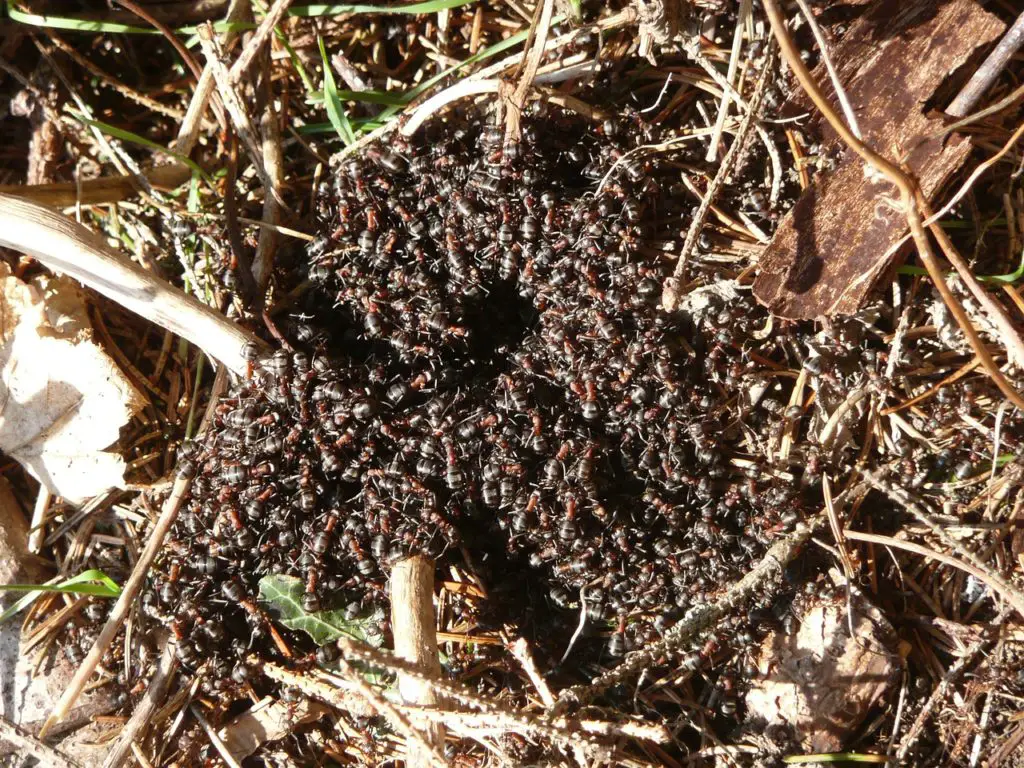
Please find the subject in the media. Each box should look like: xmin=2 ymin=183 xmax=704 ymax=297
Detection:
xmin=217 ymin=697 xmax=329 ymax=761
xmin=744 ymin=595 xmax=899 ymax=752
xmin=0 ymin=263 xmax=144 ymax=502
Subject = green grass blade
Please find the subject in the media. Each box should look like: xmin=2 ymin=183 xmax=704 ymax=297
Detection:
xmin=896 ymin=247 xmax=1024 ymax=285
xmin=291 ymin=0 xmax=473 ymax=16
xmin=0 ymin=569 xmax=122 ymax=624
xmin=784 ymin=754 xmax=888 ymax=765
xmin=72 ymin=114 xmax=210 ymax=181
xmin=306 ymin=89 xmax=409 ymax=106
xmin=318 ymin=36 xmax=356 ymax=145
xmin=6 ymin=3 xmax=157 ymax=33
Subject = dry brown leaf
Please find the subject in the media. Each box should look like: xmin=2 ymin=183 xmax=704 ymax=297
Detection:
xmin=744 ymin=594 xmax=899 ymax=752
xmin=0 ymin=263 xmax=144 ymax=503
xmin=217 ymin=697 xmax=329 ymax=760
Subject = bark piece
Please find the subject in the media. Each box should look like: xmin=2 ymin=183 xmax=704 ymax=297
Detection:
xmin=753 ymin=0 xmax=1004 ymax=319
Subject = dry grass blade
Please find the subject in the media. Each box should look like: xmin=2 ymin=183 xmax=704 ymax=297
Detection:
xmin=843 ymin=530 xmax=1024 ymax=619
xmin=39 ymin=476 xmax=193 ymax=737
xmin=0 ymin=193 xmax=263 ymax=375
xmin=0 ymin=716 xmax=82 ymax=768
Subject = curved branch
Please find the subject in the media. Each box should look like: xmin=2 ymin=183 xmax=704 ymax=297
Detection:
xmin=0 ymin=193 xmax=264 ymax=376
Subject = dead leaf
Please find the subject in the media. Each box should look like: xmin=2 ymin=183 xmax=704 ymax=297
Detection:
xmin=0 ymin=262 xmax=144 ymax=503
xmin=218 ymin=696 xmax=329 ymax=761
xmin=744 ymin=594 xmax=899 ymax=752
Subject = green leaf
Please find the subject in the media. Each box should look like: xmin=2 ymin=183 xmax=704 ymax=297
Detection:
xmin=258 ymin=574 xmax=385 ymax=647
xmin=317 ymin=36 xmax=356 ymax=145
xmin=0 ymin=569 xmax=122 ymax=624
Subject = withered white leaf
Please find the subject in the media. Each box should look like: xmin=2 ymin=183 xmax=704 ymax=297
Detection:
xmin=0 ymin=262 xmax=145 ymax=503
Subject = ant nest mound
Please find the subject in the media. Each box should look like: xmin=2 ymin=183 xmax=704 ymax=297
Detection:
xmin=154 ymin=104 xmax=804 ymax=685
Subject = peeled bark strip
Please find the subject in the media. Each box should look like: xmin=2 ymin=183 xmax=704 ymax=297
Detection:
xmin=390 ymin=556 xmax=446 ymax=767
xmin=753 ymin=0 xmax=1003 ymax=319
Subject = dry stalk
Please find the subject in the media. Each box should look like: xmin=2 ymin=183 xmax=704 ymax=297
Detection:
xmin=0 ymin=164 xmax=192 ymax=207
xmin=337 ymin=640 xmax=669 ymax=745
xmin=553 ymin=518 xmax=822 ymax=712
xmin=335 ymin=654 xmax=450 ymax=768
xmin=190 ymin=704 xmax=243 ymax=768
xmin=860 ymin=469 xmax=1024 ymax=616
xmin=173 ymin=0 xmax=249 ymax=154
xmin=760 ymin=0 xmax=1024 ymax=411
xmin=946 ymin=8 xmax=1024 ymax=119
xmin=894 ymin=607 xmax=1010 ymax=760
xmin=0 ymin=716 xmax=81 ymax=768
xmin=705 ymin=0 xmax=751 ymax=163
xmin=102 ymin=642 xmax=177 ymax=768
xmin=229 ymin=0 xmax=294 ymax=85
xmin=196 ymin=24 xmax=280 ymax=206
xmin=843 ymin=530 xmax=1024 ymax=618
xmin=253 ymin=32 xmax=284 ymax=292
xmin=504 ymin=0 xmax=555 ymax=143
xmin=39 ymin=477 xmax=192 ymax=737
xmin=390 ymin=556 xmax=445 ymax=768
xmin=0 ymin=193 xmax=263 ymax=376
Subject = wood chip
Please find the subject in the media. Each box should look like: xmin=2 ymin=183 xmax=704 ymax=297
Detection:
xmin=753 ymin=0 xmax=1003 ymax=319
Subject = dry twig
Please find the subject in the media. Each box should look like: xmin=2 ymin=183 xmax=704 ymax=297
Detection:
xmin=0 ymin=193 xmax=263 ymax=376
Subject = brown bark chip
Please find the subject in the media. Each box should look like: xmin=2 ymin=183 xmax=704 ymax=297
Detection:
xmin=752 ymin=0 xmax=1004 ymax=320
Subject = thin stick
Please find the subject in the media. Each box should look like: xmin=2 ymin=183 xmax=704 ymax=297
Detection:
xmin=555 ymin=518 xmax=821 ymax=711
xmin=336 ymin=654 xmax=449 ymax=768
xmin=507 ymin=636 xmax=555 ymax=708
xmin=0 ymin=164 xmax=192 ymax=207
xmin=253 ymin=36 xmax=283 ymax=292
xmin=229 ymin=0 xmax=294 ymax=84
xmin=102 ymin=642 xmax=177 ymax=768
xmin=794 ymin=0 xmax=860 ymax=138
xmin=662 ymin=45 xmax=775 ymax=310
xmin=196 ymin=25 xmax=278 ymax=202
xmin=705 ymin=0 xmax=751 ymax=162
xmin=504 ymin=0 xmax=554 ymax=143
xmin=40 ymin=476 xmax=192 ymax=737
xmin=946 ymin=8 xmax=1024 ymax=118
xmin=761 ymin=0 xmax=1024 ymax=411
xmin=0 ymin=716 xmax=81 ymax=768
xmin=843 ymin=530 xmax=1024 ymax=618
xmin=894 ymin=608 xmax=1010 ymax=760
xmin=173 ymin=0 xmax=248 ymax=154
xmin=190 ymin=704 xmax=243 ymax=768
xmin=28 ymin=487 xmax=51 ymax=554
xmin=391 ymin=556 xmax=445 ymax=768
xmin=0 ymin=193 xmax=263 ymax=376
